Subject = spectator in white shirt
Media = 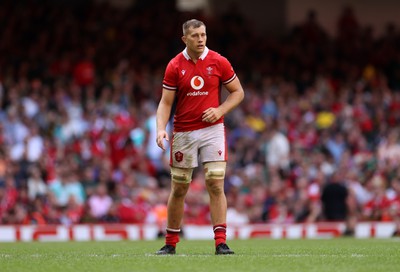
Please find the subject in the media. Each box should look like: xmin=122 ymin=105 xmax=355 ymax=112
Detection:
xmin=27 ymin=165 xmax=47 ymax=201
xmin=88 ymin=183 xmax=113 ymax=219
xmin=265 ymin=121 xmax=290 ymax=173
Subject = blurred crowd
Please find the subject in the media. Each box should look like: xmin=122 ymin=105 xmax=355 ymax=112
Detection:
xmin=1 ymin=0 xmax=400 ymax=236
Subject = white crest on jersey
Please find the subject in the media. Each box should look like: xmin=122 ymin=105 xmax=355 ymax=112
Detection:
xmin=181 ymin=70 xmax=186 ymax=75
xmin=190 ymin=76 xmax=204 ymax=90
xmin=206 ymin=66 xmax=213 ymax=75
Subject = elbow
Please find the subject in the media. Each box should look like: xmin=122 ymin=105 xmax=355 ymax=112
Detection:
xmin=238 ymin=88 xmax=245 ymax=103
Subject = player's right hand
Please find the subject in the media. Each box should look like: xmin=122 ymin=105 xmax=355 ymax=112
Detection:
xmin=156 ymin=130 xmax=169 ymax=151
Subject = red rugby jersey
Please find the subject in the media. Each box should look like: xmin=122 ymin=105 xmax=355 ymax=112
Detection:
xmin=163 ymin=47 xmax=236 ymax=132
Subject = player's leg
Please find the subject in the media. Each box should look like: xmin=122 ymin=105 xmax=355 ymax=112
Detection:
xmin=156 ymin=130 xmax=197 ymax=255
xmin=156 ymin=167 xmax=193 ymax=255
xmin=199 ymin=124 xmax=234 ymax=254
xmin=167 ymin=178 xmax=190 ymax=229
xmin=165 ymin=167 xmax=192 ymax=245
xmin=203 ymin=161 xmax=233 ymax=254
xmin=204 ymin=161 xmax=227 ymax=226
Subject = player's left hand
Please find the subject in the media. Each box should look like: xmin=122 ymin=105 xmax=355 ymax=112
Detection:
xmin=202 ymin=107 xmax=222 ymax=123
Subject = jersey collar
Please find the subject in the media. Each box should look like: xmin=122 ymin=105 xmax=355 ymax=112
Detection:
xmin=183 ymin=46 xmax=209 ymax=61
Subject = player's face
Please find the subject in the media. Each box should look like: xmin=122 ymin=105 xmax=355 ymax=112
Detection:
xmin=183 ymin=25 xmax=207 ymax=58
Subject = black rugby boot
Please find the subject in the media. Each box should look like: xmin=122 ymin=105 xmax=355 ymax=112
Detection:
xmin=155 ymin=245 xmax=176 ymax=255
xmin=215 ymin=243 xmax=234 ymax=255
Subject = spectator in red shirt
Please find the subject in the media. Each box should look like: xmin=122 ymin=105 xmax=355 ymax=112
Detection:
xmin=362 ymin=175 xmax=392 ymax=221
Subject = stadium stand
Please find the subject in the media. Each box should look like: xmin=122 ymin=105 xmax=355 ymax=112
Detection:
xmin=0 ymin=0 xmax=400 ymax=238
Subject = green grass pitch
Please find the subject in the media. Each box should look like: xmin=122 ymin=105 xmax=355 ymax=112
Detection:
xmin=1 ymin=238 xmax=399 ymax=272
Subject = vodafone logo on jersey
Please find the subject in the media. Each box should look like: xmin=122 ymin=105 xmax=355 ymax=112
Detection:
xmin=188 ymin=76 xmax=208 ymax=96
xmin=190 ymin=76 xmax=204 ymax=90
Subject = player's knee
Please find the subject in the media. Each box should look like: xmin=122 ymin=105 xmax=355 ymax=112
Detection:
xmin=206 ymin=180 xmax=224 ymax=196
xmin=204 ymin=161 xmax=226 ymax=180
xmin=171 ymin=183 xmax=189 ymax=198
xmin=171 ymin=167 xmax=193 ymax=184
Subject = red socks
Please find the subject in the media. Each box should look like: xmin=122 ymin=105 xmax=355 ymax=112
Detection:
xmin=213 ymin=223 xmax=227 ymax=247
xmin=165 ymin=225 xmax=227 ymax=248
xmin=165 ymin=228 xmax=180 ymax=247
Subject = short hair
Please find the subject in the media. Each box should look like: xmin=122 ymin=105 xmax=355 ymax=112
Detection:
xmin=182 ymin=19 xmax=206 ymax=35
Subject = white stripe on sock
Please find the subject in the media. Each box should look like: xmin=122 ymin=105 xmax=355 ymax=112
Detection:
xmin=213 ymin=226 xmax=226 ymax=232
xmin=166 ymin=228 xmax=181 ymax=233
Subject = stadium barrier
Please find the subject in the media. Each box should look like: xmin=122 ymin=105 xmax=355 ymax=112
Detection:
xmin=0 ymin=222 xmax=396 ymax=242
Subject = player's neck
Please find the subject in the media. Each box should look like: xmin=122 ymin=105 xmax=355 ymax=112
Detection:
xmin=187 ymin=50 xmax=201 ymax=63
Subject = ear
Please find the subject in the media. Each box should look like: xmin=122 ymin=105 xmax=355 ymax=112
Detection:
xmin=181 ymin=36 xmax=187 ymax=44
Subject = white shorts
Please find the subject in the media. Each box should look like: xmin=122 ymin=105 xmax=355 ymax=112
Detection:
xmin=171 ymin=123 xmax=227 ymax=168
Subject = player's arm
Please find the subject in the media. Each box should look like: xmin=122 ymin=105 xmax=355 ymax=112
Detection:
xmin=219 ymin=77 xmax=245 ymax=115
xmin=156 ymin=88 xmax=176 ymax=150
xmin=202 ymin=77 xmax=244 ymax=123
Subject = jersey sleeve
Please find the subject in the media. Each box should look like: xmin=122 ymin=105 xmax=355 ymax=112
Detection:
xmin=162 ymin=60 xmax=178 ymax=90
xmin=219 ymin=56 xmax=237 ymax=85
